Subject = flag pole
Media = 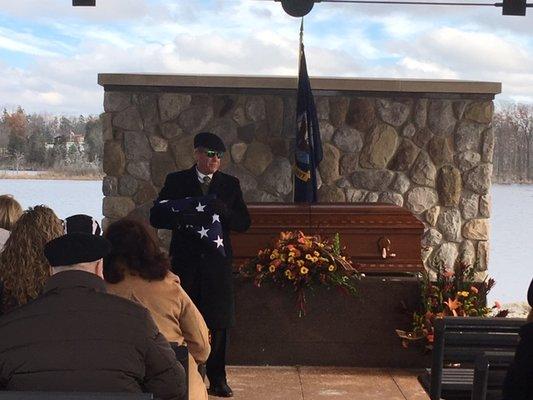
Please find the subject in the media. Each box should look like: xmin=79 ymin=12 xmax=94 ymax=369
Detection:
xmin=300 ymin=18 xmax=318 ymax=202
xmin=294 ymin=18 xmax=304 ymax=202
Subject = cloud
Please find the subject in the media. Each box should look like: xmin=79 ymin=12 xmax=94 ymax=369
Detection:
xmin=1 ymin=0 xmax=532 ymax=115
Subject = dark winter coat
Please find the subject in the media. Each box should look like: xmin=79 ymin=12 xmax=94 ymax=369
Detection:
xmin=150 ymin=166 xmax=250 ymax=328
xmin=0 ymin=270 xmax=186 ymax=400
xmin=503 ymin=322 xmax=533 ymax=400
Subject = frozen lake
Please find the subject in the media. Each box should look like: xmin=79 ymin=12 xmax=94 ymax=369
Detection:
xmin=1 ymin=179 xmax=531 ymax=303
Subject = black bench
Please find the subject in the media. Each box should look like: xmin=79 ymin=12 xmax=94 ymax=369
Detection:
xmin=419 ymin=316 xmax=525 ymax=400
xmin=471 ymin=351 xmax=515 ymax=400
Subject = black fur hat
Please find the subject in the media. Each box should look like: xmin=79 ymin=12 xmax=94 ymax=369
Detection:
xmin=65 ymin=214 xmax=101 ymax=236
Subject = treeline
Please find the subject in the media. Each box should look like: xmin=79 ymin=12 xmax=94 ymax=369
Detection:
xmin=0 ymin=107 xmax=103 ymax=175
xmin=0 ymin=103 xmax=531 ymax=182
xmin=493 ymin=103 xmax=533 ymax=183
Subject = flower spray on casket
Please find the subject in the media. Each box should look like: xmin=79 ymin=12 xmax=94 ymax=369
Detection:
xmin=239 ymin=231 xmax=361 ymax=316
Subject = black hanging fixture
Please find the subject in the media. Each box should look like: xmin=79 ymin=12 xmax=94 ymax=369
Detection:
xmin=276 ymin=0 xmax=322 ymax=17
xmin=502 ymin=0 xmax=527 ymax=15
xmin=72 ymin=0 xmax=96 ymax=6
xmin=274 ymin=0 xmax=530 ymax=17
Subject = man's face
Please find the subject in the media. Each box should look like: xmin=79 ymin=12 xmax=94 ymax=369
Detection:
xmin=195 ymin=147 xmax=223 ymax=175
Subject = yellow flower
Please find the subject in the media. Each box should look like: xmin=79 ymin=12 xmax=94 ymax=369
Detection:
xmin=300 ymin=266 xmax=309 ymax=275
xmin=270 ymin=254 xmax=276 ymax=260
xmin=289 ymin=252 xmax=295 ymax=257
xmin=328 ymin=264 xmax=335 ymax=272
xmin=313 ymin=251 xmax=320 ymax=257
xmin=305 ymin=254 xmax=313 ymax=260
xmin=256 ymin=264 xmax=263 ymax=272
xmin=297 ymin=260 xmax=305 ymax=266
xmin=284 ymin=270 xmax=291 ymax=276
xmin=288 ymin=257 xmax=294 ymax=263
xmin=269 ymin=265 xmax=276 ymax=273
xmin=457 ymin=291 xmax=469 ymax=297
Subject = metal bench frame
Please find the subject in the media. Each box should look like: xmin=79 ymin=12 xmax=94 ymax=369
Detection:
xmin=420 ymin=316 xmax=525 ymax=400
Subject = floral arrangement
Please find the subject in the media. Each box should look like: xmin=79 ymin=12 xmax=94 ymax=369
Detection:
xmin=239 ymin=231 xmax=360 ymax=316
xmin=396 ymin=261 xmax=508 ymax=349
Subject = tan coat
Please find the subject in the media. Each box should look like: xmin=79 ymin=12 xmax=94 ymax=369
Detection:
xmin=107 ymin=271 xmax=210 ymax=400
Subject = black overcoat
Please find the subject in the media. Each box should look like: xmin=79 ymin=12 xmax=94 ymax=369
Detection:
xmin=0 ymin=270 xmax=186 ymax=399
xmin=150 ymin=165 xmax=250 ymax=329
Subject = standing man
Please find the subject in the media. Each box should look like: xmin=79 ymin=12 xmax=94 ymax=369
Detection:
xmin=150 ymin=132 xmax=250 ymax=398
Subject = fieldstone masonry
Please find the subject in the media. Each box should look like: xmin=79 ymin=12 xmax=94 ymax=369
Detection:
xmin=98 ymin=74 xmax=500 ymax=277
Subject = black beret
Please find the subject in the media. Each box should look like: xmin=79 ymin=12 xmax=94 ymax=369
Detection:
xmin=527 ymin=280 xmax=533 ymax=307
xmin=44 ymin=233 xmax=111 ymax=267
xmin=194 ymin=132 xmax=226 ymax=152
xmin=65 ymin=214 xmax=101 ymax=236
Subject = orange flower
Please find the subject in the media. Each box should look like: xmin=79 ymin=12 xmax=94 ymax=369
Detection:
xmin=443 ymin=270 xmax=455 ymax=278
xmin=444 ymin=298 xmax=462 ymax=316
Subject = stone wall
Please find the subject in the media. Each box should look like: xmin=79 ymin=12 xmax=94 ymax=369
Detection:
xmin=99 ymin=74 xmax=500 ymax=277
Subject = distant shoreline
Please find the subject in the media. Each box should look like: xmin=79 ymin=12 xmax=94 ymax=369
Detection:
xmin=0 ymin=171 xmax=103 ymax=181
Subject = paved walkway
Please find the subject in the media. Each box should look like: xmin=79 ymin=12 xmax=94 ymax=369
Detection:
xmin=209 ymin=366 xmax=429 ymax=400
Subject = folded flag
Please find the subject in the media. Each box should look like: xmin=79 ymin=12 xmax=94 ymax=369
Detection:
xmin=153 ymin=194 xmax=226 ymax=257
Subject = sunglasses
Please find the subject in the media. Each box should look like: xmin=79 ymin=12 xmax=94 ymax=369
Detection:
xmin=204 ymin=150 xmax=224 ymax=159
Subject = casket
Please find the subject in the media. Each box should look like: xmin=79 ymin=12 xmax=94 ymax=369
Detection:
xmin=232 ymin=203 xmax=424 ymax=273
xmin=229 ymin=203 xmax=427 ymax=367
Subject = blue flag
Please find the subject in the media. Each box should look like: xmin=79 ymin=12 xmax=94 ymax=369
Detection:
xmin=152 ymin=195 xmax=226 ymax=257
xmin=294 ymin=33 xmax=322 ymax=203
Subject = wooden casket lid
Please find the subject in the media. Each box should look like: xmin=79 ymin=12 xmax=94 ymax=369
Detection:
xmin=232 ymin=203 xmax=424 ymax=274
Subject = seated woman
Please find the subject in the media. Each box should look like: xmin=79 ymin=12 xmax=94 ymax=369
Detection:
xmin=0 ymin=205 xmax=64 ymax=313
xmin=502 ymin=278 xmax=533 ymax=400
xmin=104 ymin=219 xmax=210 ymax=400
xmin=0 ymin=194 xmax=23 ymax=251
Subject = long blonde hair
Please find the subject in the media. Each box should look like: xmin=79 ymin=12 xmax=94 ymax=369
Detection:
xmin=0 ymin=195 xmax=23 ymax=231
xmin=0 ymin=205 xmax=64 ymax=312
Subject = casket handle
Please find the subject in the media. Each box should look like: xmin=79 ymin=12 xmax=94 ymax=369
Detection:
xmin=378 ymin=237 xmax=396 ymax=259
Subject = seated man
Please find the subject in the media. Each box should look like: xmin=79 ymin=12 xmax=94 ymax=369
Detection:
xmin=0 ymin=232 xmax=186 ymax=400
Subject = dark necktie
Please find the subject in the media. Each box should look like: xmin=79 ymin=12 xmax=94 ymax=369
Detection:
xmin=201 ymin=176 xmax=211 ymax=195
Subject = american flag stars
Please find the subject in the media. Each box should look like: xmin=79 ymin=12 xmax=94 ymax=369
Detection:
xmin=153 ymin=195 xmax=227 ymax=257
xmin=197 ymin=226 xmax=209 ymax=238
xmin=213 ymin=235 xmax=224 ymax=248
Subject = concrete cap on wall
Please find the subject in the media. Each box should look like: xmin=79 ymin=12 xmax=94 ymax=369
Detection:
xmin=97 ymin=73 xmax=502 ymax=95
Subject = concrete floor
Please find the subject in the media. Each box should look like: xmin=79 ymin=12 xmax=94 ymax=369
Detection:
xmin=208 ymin=366 xmax=429 ymax=400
